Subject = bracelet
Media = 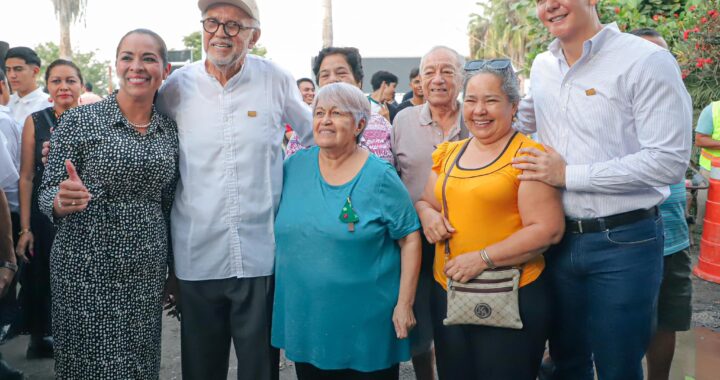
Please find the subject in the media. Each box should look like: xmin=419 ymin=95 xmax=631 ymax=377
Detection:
xmin=480 ymin=248 xmax=496 ymax=269
xmin=18 ymin=229 xmax=31 ymax=236
xmin=0 ymin=261 xmax=18 ymax=272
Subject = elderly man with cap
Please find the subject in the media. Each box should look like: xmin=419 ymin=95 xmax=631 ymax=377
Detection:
xmin=155 ymin=1 xmax=312 ymax=379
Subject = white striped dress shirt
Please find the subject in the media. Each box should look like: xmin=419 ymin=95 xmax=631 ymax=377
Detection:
xmin=516 ymin=23 xmax=692 ymax=219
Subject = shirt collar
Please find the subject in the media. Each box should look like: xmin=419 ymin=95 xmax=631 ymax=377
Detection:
xmin=419 ymin=101 xmax=467 ymax=140
xmin=549 ymin=22 xmax=620 ymax=64
xmin=13 ymin=87 xmax=48 ymax=104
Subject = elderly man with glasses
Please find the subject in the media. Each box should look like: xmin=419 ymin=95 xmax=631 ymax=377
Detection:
xmin=155 ymin=1 xmax=313 ymax=379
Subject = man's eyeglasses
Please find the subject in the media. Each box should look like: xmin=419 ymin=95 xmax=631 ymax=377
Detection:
xmin=201 ymin=18 xmax=256 ymax=37
xmin=464 ymin=59 xmax=513 ymax=72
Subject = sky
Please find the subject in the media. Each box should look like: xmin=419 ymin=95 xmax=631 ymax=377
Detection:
xmin=2 ymin=0 xmax=480 ymax=81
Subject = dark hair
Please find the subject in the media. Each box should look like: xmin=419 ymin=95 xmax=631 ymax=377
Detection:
xmin=312 ymin=47 xmax=364 ymax=85
xmin=84 ymin=82 xmax=93 ymax=91
xmin=629 ymin=28 xmax=662 ymax=38
xmin=409 ymin=67 xmax=420 ymax=81
xmin=296 ymin=77 xmax=315 ymax=89
xmin=45 ymin=59 xmax=84 ymax=85
xmin=370 ymin=70 xmax=398 ymax=91
xmin=116 ymin=28 xmax=169 ymax=66
xmin=5 ymin=46 xmax=41 ymax=67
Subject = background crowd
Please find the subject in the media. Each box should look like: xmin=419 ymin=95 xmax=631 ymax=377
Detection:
xmin=0 ymin=0 xmax=712 ymax=380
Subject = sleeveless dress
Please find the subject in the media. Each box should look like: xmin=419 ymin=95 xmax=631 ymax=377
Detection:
xmin=38 ymin=94 xmax=179 ymax=379
xmin=17 ymin=107 xmax=56 ymax=337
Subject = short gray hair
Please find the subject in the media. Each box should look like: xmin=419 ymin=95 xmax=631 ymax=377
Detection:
xmin=419 ymin=46 xmax=466 ymax=92
xmin=464 ymin=67 xmax=521 ymax=105
xmin=312 ymin=82 xmax=371 ymax=142
xmin=420 ymin=46 xmax=465 ymax=72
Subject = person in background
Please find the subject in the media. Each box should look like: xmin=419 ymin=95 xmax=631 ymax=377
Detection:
xmin=390 ymin=67 xmax=424 ymax=123
xmin=285 ymin=78 xmax=316 ymax=145
xmin=39 ymin=29 xmax=178 ymax=379
xmin=5 ymin=47 xmax=51 ymax=126
xmin=296 ymin=77 xmax=315 ymax=107
xmin=513 ymin=1 xmax=692 ymax=378
xmin=78 ymin=82 xmax=103 ymax=105
xmin=272 ymin=82 xmax=421 ymax=380
xmin=0 ymin=135 xmax=22 ymax=380
xmin=628 ymin=27 xmax=693 ymax=380
xmin=286 ymin=46 xmax=394 ymax=166
xmin=390 ymin=45 xmax=468 ymax=380
xmin=0 ymin=67 xmax=22 ymax=353
xmin=368 ymin=70 xmax=398 ymax=122
xmin=15 ymin=59 xmax=85 ymax=360
xmin=0 ymin=69 xmax=19 ymax=213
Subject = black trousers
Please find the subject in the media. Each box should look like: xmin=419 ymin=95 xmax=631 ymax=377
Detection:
xmin=19 ymin=211 xmax=53 ymax=338
xmin=295 ymin=362 xmax=399 ymax=380
xmin=431 ymin=272 xmax=551 ymax=380
xmin=178 ymin=276 xmax=278 ymax=380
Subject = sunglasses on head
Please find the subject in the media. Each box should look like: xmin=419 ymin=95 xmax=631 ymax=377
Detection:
xmin=464 ymin=59 xmax=513 ymax=72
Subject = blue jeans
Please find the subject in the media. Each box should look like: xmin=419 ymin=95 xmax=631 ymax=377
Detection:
xmin=546 ymin=216 xmax=663 ymax=380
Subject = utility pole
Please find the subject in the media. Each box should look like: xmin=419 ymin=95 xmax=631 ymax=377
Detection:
xmin=322 ymin=0 xmax=333 ymax=48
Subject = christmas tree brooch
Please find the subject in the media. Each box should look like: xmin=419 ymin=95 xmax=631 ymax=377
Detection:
xmin=339 ymin=197 xmax=360 ymax=232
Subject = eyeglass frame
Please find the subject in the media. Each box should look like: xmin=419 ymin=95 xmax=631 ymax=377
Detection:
xmin=201 ymin=18 xmax=257 ymax=37
xmin=464 ymin=59 xmax=513 ymax=72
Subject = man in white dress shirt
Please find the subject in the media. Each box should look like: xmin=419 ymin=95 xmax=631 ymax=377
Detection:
xmin=512 ymin=1 xmax=691 ymax=379
xmin=4 ymin=47 xmax=51 ymax=128
xmin=156 ymin=1 xmax=312 ymax=379
xmin=0 ymin=69 xmax=20 ymax=213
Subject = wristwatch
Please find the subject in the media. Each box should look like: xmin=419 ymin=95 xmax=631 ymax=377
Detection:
xmin=0 ymin=261 xmax=18 ymax=272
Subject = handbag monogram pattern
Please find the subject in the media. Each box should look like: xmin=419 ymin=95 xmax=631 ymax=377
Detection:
xmin=440 ymin=139 xmax=524 ymax=329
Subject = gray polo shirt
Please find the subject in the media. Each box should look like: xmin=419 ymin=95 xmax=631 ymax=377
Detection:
xmin=391 ymin=102 xmax=467 ymax=203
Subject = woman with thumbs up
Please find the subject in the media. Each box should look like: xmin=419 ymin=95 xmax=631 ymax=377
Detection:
xmin=38 ymin=29 xmax=178 ymax=379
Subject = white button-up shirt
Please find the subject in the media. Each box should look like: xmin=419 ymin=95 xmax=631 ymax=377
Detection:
xmin=0 ymin=132 xmax=19 ymax=209
xmin=157 ymin=56 xmax=313 ymax=281
xmin=8 ymin=87 xmax=51 ymax=128
xmin=0 ymin=105 xmax=20 ymax=212
xmin=516 ymin=23 xmax=692 ymax=219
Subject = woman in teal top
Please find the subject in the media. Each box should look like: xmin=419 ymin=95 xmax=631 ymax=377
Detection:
xmin=272 ymin=82 xmax=422 ymax=380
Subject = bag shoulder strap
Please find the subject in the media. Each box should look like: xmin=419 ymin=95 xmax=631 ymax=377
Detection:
xmin=441 ymin=139 xmax=472 ymax=259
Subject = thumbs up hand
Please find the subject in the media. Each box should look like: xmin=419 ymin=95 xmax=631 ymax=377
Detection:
xmin=53 ymin=160 xmax=92 ymax=217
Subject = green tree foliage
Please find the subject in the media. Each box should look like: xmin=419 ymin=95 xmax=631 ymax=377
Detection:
xmin=468 ymin=0 xmax=550 ymax=74
xmin=182 ymin=31 xmax=268 ymax=62
xmin=251 ymin=45 xmax=267 ymax=57
xmin=182 ymin=31 xmax=202 ymax=62
xmin=35 ymin=42 xmax=111 ymax=96
xmin=470 ymin=0 xmax=718 ymax=109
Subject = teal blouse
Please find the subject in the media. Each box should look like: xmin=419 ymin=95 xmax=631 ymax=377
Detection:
xmin=272 ymin=147 xmax=420 ymax=371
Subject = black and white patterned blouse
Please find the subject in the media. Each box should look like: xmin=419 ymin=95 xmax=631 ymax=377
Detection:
xmin=39 ymin=92 xmax=179 ymax=379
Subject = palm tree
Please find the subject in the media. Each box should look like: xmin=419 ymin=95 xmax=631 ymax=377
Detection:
xmin=51 ymin=0 xmax=88 ymax=59
xmin=322 ymin=0 xmax=333 ymax=48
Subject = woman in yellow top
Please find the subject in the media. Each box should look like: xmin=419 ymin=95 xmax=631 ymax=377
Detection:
xmin=415 ymin=60 xmax=565 ymax=380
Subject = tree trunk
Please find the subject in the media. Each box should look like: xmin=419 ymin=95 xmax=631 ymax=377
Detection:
xmin=58 ymin=3 xmax=72 ymax=60
xmin=322 ymin=0 xmax=333 ymax=48
xmin=59 ymin=20 xmax=72 ymax=60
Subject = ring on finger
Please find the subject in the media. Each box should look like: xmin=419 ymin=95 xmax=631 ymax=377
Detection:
xmin=71 ymin=200 xmax=77 ymax=206
xmin=58 ymin=199 xmax=64 ymax=209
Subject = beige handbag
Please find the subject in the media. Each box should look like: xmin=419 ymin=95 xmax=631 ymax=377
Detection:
xmin=439 ymin=139 xmax=523 ymax=329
